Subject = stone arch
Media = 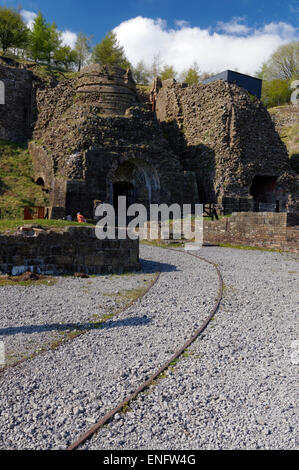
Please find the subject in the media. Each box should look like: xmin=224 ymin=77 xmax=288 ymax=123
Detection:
xmin=0 ymin=80 xmax=5 ymax=105
xmin=107 ymin=158 xmax=160 ymax=211
xmin=36 ymin=177 xmax=45 ymax=186
xmin=36 ymin=176 xmax=49 ymax=194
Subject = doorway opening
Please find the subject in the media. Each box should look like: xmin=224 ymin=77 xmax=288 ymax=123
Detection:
xmin=113 ymin=181 xmax=136 ymax=215
xmin=249 ymin=175 xmax=278 ymax=211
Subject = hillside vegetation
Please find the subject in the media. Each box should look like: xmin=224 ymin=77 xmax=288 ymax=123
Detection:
xmin=0 ymin=140 xmax=48 ymax=218
xmin=268 ymin=104 xmax=299 ymax=174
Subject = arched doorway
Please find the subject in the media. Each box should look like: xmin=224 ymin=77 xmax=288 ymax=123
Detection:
xmin=110 ymin=159 xmax=160 ymax=212
xmin=36 ymin=177 xmax=49 ymax=194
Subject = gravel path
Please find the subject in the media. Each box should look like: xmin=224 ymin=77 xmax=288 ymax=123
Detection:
xmin=0 ymin=245 xmax=218 ymax=450
xmin=0 ymin=272 xmax=156 ymax=368
xmin=82 ymin=247 xmax=299 ymax=450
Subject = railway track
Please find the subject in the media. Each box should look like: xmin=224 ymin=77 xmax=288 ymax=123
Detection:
xmin=67 ymin=247 xmax=224 ymax=450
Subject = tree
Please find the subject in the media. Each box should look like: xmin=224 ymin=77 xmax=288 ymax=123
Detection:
xmin=92 ymin=31 xmax=130 ymax=69
xmin=181 ymin=62 xmax=201 ymax=85
xmin=0 ymin=7 xmax=28 ymax=54
xmin=132 ymin=60 xmax=150 ymax=84
xmin=74 ymin=33 xmax=92 ymax=71
xmin=149 ymin=53 xmax=162 ymax=80
xmin=27 ymin=12 xmax=50 ymax=62
xmin=53 ymin=46 xmax=77 ymax=70
xmin=261 ymin=79 xmax=292 ymax=108
xmin=260 ymin=42 xmax=299 ymax=81
xmin=160 ymin=65 xmax=177 ymax=81
xmin=46 ymin=23 xmax=61 ymax=64
xmin=28 ymin=12 xmax=61 ymax=63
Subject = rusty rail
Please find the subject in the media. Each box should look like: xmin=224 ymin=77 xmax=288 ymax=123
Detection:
xmin=67 ymin=247 xmax=223 ymax=450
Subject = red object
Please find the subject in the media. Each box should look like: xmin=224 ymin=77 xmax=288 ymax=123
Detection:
xmin=24 ymin=207 xmax=45 ymax=220
xmin=24 ymin=207 xmax=33 ymax=220
xmin=37 ymin=207 xmax=45 ymax=219
xmin=77 ymin=214 xmax=86 ymax=223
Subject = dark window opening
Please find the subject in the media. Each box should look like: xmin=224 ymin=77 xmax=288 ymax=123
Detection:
xmin=249 ymin=175 xmax=278 ymax=211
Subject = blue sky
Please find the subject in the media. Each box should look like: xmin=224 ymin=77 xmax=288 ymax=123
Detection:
xmin=1 ymin=0 xmax=299 ymax=74
xmin=2 ymin=0 xmax=298 ymax=38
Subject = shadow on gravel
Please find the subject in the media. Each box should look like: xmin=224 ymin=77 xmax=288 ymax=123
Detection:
xmin=0 ymin=315 xmax=151 ymax=336
xmin=140 ymin=258 xmax=179 ymax=273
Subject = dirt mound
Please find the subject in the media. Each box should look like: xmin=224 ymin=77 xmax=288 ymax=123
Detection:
xmin=12 ymin=272 xmax=43 ymax=282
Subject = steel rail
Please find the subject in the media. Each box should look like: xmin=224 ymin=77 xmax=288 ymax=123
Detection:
xmin=67 ymin=247 xmax=223 ymax=451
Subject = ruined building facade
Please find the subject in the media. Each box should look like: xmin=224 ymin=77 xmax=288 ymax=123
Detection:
xmin=0 ymin=63 xmax=298 ymax=218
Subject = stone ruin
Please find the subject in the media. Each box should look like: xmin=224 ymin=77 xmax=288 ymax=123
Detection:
xmin=0 ymin=62 xmax=298 ymax=218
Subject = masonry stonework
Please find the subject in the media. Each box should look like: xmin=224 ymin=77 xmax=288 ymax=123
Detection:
xmin=0 ymin=226 xmax=140 ymax=275
xmin=154 ymin=79 xmax=299 ymax=213
xmin=0 ymin=64 xmax=33 ymax=142
xmin=203 ymin=213 xmax=299 ymax=253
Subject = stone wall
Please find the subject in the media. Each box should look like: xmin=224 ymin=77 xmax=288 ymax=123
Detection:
xmin=0 ymin=64 xmax=33 ymax=142
xmin=154 ymin=79 xmax=299 ymax=213
xmin=0 ymin=225 xmax=139 ymax=275
xmin=76 ymin=64 xmax=138 ymax=115
xmin=203 ymin=212 xmax=299 ymax=253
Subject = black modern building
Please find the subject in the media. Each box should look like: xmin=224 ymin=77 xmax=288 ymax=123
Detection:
xmin=202 ymin=70 xmax=262 ymax=99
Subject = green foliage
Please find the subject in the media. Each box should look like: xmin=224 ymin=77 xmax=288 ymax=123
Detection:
xmin=0 ymin=6 xmax=28 ymax=54
xmin=181 ymin=62 xmax=201 ymax=85
xmin=92 ymin=31 xmax=130 ymax=69
xmin=160 ymin=64 xmax=177 ymax=81
xmin=74 ymin=33 xmax=92 ymax=71
xmin=261 ymin=79 xmax=292 ymax=108
xmin=132 ymin=60 xmax=151 ymax=84
xmin=259 ymin=41 xmax=299 ymax=81
xmin=53 ymin=45 xmax=77 ymax=70
xmin=28 ymin=12 xmax=61 ymax=64
xmin=268 ymin=106 xmax=299 ymax=174
xmin=0 ymin=218 xmax=94 ymax=232
xmin=0 ymin=140 xmax=48 ymax=219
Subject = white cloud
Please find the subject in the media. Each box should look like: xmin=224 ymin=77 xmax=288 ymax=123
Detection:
xmin=113 ymin=16 xmax=299 ymax=75
xmin=21 ymin=9 xmax=37 ymax=30
xmin=61 ymin=30 xmax=78 ymax=48
xmin=21 ymin=10 xmax=78 ymax=48
xmin=216 ymin=17 xmax=251 ymax=35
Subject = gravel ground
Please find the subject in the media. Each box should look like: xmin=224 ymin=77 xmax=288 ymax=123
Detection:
xmin=0 ymin=245 xmax=218 ymax=450
xmin=0 ymin=272 xmax=156 ymax=368
xmin=82 ymin=247 xmax=299 ymax=451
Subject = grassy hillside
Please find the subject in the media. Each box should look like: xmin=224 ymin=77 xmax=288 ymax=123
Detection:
xmin=0 ymin=140 xmax=48 ymax=219
xmin=0 ymin=55 xmax=79 ymax=85
xmin=268 ymin=104 xmax=299 ymax=174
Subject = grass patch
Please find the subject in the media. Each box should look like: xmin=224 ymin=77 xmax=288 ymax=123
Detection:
xmin=0 ymin=140 xmax=48 ymax=219
xmin=121 ymin=403 xmax=132 ymax=414
xmin=217 ymin=243 xmax=281 ymax=252
xmin=0 ymin=218 xmax=94 ymax=233
xmin=0 ymin=276 xmax=57 ymax=287
xmin=141 ymin=239 xmax=185 ymax=249
xmin=268 ymin=105 xmax=299 ymax=174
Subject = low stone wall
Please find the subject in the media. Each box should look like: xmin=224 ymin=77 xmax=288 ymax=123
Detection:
xmin=0 ymin=226 xmax=139 ymax=275
xmin=203 ymin=212 xmax=299 ymax=253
